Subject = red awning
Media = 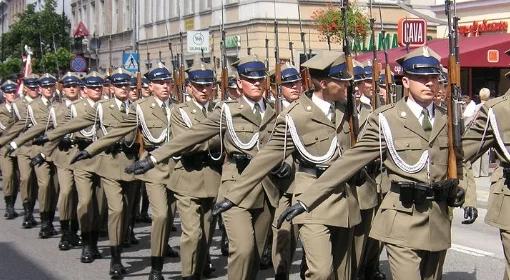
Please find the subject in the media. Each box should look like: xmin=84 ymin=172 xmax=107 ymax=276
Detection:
xmin=354 ymin=33 xmax=510 ymax=75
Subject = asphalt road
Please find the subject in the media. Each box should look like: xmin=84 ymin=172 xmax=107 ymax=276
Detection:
xmin=0 ymin=176 xmax=505 ymax=280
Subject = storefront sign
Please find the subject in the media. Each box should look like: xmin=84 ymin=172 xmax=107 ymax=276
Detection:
xmin=397 ymin=18 xmax=427 ymax=47
xmin=459 ymin=20 xmax=508 ymax=37
xmin=487 ymin=49 xmax=499 ymax=63
xmin=353 ymin=33 xmax=398 ymax=52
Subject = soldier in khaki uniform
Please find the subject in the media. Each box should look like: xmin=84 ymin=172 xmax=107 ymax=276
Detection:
xmin=70 ymin=68 xmax=139 ymax=278
xmin=30 ymin=73 xmax=84 ymax=250
xmin=279 ymin=47 xmax=474 ymax=280
xmin=0 ymin=81 xmax=20 ymax=219
xmin=38 ymin=72 xmax=105 ymax=263
xmin=352 ymin=61 xmax=386 ymax=280
xmin=7 ymin=74 xmax=60 ymax=238
xmin=266 ymin=64 xmax=302 ymax=279
xmin=462 ymin=66 xmax=510 ymax=280
xmin=127 ymin=55 xmax=279 ymax=280
xmin=0 ymin=75 xmax=40 ymax=228
xmin=214 ymin=51 xmax=360 ymax=280
xmin=69 ymin=66 xmax=178 ymax=280
xmin=162 ymin=62 xmax=222 ymax=278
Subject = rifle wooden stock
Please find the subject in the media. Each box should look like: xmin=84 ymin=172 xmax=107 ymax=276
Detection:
xmin=384 ymin=63 xmax=393 ymax=103
xmin=345 ymin=55 xmax=359 ymax=145
xmin=446 ymin=55 xmax=457 ymax=179
xmin=220 ymin=67 xmax=228 ymax=101
xmin=135 ymin=71 xmax=145 ymax=157
xmin=178 ymin=65 xmax=185 ymax=103
xmin=136 ymin=72 xmax=142 ymax=99
xmin=274 ymin=62 xmax=282 ymax=114
xmin=300 ymin=67 xmax=312 ymax=92
xmin=371 ymin=61 xmax=381 ymax=109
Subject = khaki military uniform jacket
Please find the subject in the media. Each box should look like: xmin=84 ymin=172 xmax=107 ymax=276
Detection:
xmin=224 ymin=93 xmax=360 ymax=228
xmin=86 ymin=99 xmax=137 ymax=182
xmin=84 ymin=96 xmax=175 ymax=184
xmin=167 ymin=100 xmax=221 ymax=198
xmin=0 ymin=103 xmax=16 ymax=135
xmin=0 ymin=97 xmax=33 ymax=156
xmin=463 ymin=91 xmax=510 ymax=231
xmin=150 ymin=97 xmax=279 ymax=209
xmin=43 ymin=101 xmax=75 ymax=167
xmin=298 ymin=98 xmax=460 ymax=251
xmin=46 ymin=98 xmax=100 ymax=173
xmin=357 ymin=100 xmax=379 ymax=210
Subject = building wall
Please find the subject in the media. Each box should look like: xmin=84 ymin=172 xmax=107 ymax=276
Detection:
xmin=70 ymin=0 xmax=438 ymax=73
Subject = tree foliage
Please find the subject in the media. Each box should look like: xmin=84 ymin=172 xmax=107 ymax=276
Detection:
xmin=312 ymin=3 xmax=370 ymax=44
xmin=0 ymin=0 xmax=71 ymax=77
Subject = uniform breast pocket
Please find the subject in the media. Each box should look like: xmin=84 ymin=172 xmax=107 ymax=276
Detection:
xmin=233 ymin=124 xmax=255 ymax=142
xmin=393 ymin=137 xmax=424 ymax=163
xmin=146 ymin=120 xmax=164 ymax=128
xmin=301 ymin=132 xmax=330 ymax=149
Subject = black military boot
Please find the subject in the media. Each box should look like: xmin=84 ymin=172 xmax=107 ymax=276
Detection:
xmin=47 ymin=210 xmax=58 ymax=236
xmin=148 ymin=256 xmax=164 ymax=280
xmin=275 ymin=272 xmax=289 ymax=280
xmin=4 ymin=196 xmax=18 ymax=219
xmin=259 ymin=235 xmax=272 ymax=270
xmin=59 ymin=220 xmax=73 ymax=250
xmin=366 ymin=266 xmax=386 ymax=280
xmin=165 ymin=244 xmax=179 ymax=258
xmin=39 ymin=212 xmax=53 ymax=239
xmin=81 ymin=232 xmax=94 ymax=263
xmin=109 ymin=246 xmax=126 ymax=279
xmin=220 ymin=229 xmax=229 ymax=257
xmin=22 ymin=202 xmax=37 ymax=228
xmin=70 ymin=219 xmax=82 ymax=246
xmin=90 ymin=231 xmax=103 ymax=259
xmin=202 ymin=253 xmax=215 ymax=278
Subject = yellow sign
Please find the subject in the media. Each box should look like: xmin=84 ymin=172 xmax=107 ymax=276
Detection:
xmin=185 ymin=19 xmax=194 ymax=31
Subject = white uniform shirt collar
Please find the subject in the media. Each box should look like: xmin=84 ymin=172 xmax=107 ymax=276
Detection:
xmin=41 ymin=96 xmax=51 ymax=106
xmin=242 ymin=95 xmax=266 ymax=112
xmin=406 ymin=97 xmax=434 ymax=126
xmin=5 ymin=102 xmax=12 ymax=113
xmin=360 ymin=94 xmax=371 ymax=106
xmin=154 ymin=96 xmax=170 ymax=108
xmin=114 ymin=97 xmax=129 ymax=113
xmin=25 ymin=96 xmax=34 ymax=103
xmin=312 ymin=93 xmax=334 ymax=120
xmin=86 ymin=98 xmax=96 ymax=107
xmin=64 ymin=99 xmax=73 ymax=107
xmin=192 ymin=100 xmax=209 ymax=111
xmin=282 ymin=99 xmax=291 ymax=109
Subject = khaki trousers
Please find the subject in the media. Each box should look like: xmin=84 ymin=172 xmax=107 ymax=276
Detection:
xmin=0 ymin=153 xmax=18 ymax=197
xmin=56 ymin=167 xmax=77 ymax=221
xmin=222 ymin=202 xmax=274 ymax=280
xmin=34 ymin=161 xmax=57 ymax=213
xmin=272 ymin=193 xmax=298 ymax=275
xmin=101 ymin=177 xmax=137 ymax=246
xmin=122 ymin=180 xmax=141 ymax=242
xmin=385 ymin=243 xmax=446 ymax=280
xmin=74 ymin=169 xmax=100 ymax=232
xmin=501 ymin=229 xmax=510 ymax=280
xmin=145 ymin=182 xmax=174 ymax=256
xmin=299 ymin=224 xmax=353 ymax=280
xmin=175 ymin=193 xmax=215 ymax=277
xmin=16 ymin=150 xmax=37 ymax=204
xmin=353 ymin=207 xmax=382 ymax=278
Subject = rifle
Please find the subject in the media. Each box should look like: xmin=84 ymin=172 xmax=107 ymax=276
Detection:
xmin=246 ymin=26 xmax=251 ymax=55
xmin=165 ymin=23 xmax=180 ymax=102
xmin=341 ymin=0 xmax=359 ymax=144
xmin=368 ymin=0 xmax=380 ymax=109
xmin=135 ymin=69 xmax=145 ymax=157
xmin=178 ymin=32 xmax=185 ymax=103
xmin=445 ymin=0 xmax=463 ymax=180
xmin=220 ymin=0 xmax=228 ymax=101
xmin=273 ymin=0 xmax=282 ymax=114
xmin=264 ymin=21 xmax=272 ymax=98
xmin=287 ymin=18 xmax=295 ymax=65
xmin=378 ymin=6 xmax=394 ymax=103
xmin=298 ymin=5 xmax=313 ymax=92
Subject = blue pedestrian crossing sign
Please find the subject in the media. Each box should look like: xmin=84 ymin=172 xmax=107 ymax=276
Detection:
xmin=123 ymin=52 xmax=140 ymax=73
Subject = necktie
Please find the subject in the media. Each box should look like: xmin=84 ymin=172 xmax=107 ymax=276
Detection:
xmin=253 ymin=103 xmax=262 ymax=124
xmin=422 ymin=108 xmax=432 ymax=137
xmin=329 ymin=104 xmax=336 ymax=126
xmin=120 ymin=102 xmax=127 ymax=113
xmin=202 ymin=106 xmax=207 ymax=117
xmin=162 ymin=102 xmax=167 ymax=115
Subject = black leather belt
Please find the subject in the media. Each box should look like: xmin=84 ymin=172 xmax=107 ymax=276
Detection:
xmin=298 ymin=163 xmax=329 ymax=178
xmin=73 ymin=138 xmax=93 ymax=150
xmin=390 ymin=180 xmax=456 ymax=205
xmin=144 ymin=145 xmax=160 ymax=152
xmin=227 ymin=152 xmax=252 ymax=173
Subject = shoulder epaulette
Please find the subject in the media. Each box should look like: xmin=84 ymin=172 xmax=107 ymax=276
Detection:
xmin=485 ymin=95 xmax=507 ymax=109
xmin=372 ymin=102 xmax=394 ymax=114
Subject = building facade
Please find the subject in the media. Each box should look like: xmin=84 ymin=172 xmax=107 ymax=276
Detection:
xmin=70 ymin=0 xmax=438 ymax=74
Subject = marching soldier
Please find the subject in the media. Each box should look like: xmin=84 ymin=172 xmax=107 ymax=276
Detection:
xmin=352 ymin=60 xmax=386 ymax=280
xmin=0 ymin=81 xmax=20 ymax=219
xmin=126 ymin=55 xmax=280 ymax=280
xmin=7 ymin=74 xmax=60 ymax=239
xmin=278 ymin=47 xmax=471 ymax=280
xmin=165 ymin=62 xmax=222 ymax=278
xmin=268 ymin=64 xmax=302 ymax=279
xmin=213 ymin=51 xmax=361 ymax=280
xmin=68 ymin=65 xmax=179 ymax=280
xmin=69 ymin=68 xmax=140 ymax=278
xmin=462 ymin=62 xmax=510 ymax=280
xmin=0 ymin=74 xmax=40 ymax=229
xmin=39 ymin=72 xmax=105 ymax=263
